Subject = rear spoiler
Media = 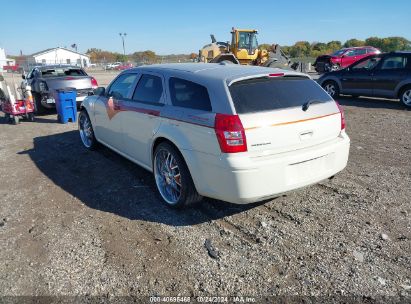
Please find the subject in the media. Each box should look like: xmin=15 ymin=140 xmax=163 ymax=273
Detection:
xmin=226 ymin=72 xmax=310 ymax=86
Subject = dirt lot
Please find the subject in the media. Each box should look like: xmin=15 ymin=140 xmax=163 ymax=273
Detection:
xmin=0 ymin=71 xmax=410 ymax=302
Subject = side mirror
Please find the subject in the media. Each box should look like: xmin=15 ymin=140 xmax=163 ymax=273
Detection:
xmin=94 ymin=87 xmax=105 ymax=96
xmin=22 ymin=74 xmax=26 ymax=79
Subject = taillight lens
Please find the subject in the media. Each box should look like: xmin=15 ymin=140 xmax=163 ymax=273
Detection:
xmin=335 ymin=101 xmax=345 ymax=130
xmin=214 ymin=113 xmax=247 ymax=153
xmin=91 ymin=77 xmax=98 ymax=89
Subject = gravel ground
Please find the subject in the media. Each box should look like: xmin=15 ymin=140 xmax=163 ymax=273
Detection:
xmin=0 ymin=72 xmax=410 ymax=302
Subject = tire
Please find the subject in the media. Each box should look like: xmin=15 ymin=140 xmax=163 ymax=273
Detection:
xmin=78 ymin=110 xmax=98 ymax=150
xmin=12 ymin=116 xmax=19 ymax=125
xmin=323 ymin=81 xmax=340 ymax=98
xmin=27 ymin=113 xmax=35 ymax=122
xmin=399 ymin=86 xmax=411 ymax=108
xmin=153 ymin=142 xmax=202 ymax=208
xmin=32 ymin=92 xmax=45 ymax=114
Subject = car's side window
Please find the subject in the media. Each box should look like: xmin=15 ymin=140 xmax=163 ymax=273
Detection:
xmin=380 ymin=56 xmax=407 ymax=70
xmin=107 ymin=73 xmax=138 ymax=99
xmin=354 ymin=49 xmax=366 ymax=56
xmin=345 ymin=50 xmax=355 ymax=57
xmin=132 ymin=74 xmax=163 ymax=104
xmin=352 ymin=57 xmax=381 ymax=70
xmin=27 ymin=69 xmax=35 ymax=79
xmin=169 ymin=77 xmax=212 ymax=111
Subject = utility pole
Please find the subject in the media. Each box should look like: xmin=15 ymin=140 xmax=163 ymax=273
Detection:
xmin=119 ymin=33 xmax=127 ymax=57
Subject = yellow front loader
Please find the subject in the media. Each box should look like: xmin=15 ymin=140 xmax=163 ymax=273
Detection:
xmin=199 ymin=27 xmax=291 ymax=68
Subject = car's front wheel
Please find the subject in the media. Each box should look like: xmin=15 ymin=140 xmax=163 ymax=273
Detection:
xmin=323 ymin=81 xmax=340 ymax=98
xmin=78 ymin=110 xmax=98 ymax=150
xmin=400 ymin=86 xmax=411 ymax=108
xmin=153 ymin=142 xmax=202 ymax=208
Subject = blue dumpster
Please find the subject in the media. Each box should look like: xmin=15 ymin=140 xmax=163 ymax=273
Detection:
xmin=54 ymin=88 xmax=77 ymax=123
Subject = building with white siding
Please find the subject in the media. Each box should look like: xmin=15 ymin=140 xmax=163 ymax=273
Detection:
xmin=31 ymin=47 xmax=90 ymax=67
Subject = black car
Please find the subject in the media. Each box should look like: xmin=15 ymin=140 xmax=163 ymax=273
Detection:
xmin=318 ymin=51 xmax=411 ymax=107
xmin=21 ymin=65 xmax=97 ymax=113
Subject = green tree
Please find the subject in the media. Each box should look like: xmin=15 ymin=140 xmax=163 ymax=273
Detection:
xmin=327 ymin=40 xmax=342 ymax=50
xmin=365 ymin=37 xmax=384 ymax=49
xmin=290 ymin=41 xmax=311 ymax=57
xmin=343 ymin=39 xmax=365 ymax=47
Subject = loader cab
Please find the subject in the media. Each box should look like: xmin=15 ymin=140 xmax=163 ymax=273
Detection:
xmin=231 ymin=29 xmax=259 ymax=63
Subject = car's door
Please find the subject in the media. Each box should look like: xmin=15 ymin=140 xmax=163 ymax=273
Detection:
xmin=354 ymin=48 xmax=368 ymax=61
xmin=340 ymin=56 xmax=381 ymax=95
xmin=341 ymin=50 xmax=357 ymax=67
xmin=121 ymin=73 xmax=165 ymax=167
xmin=93 ymin=73 xmax=139 ymax=150
xmin=371 ymin=55 xmax=408 ymax=98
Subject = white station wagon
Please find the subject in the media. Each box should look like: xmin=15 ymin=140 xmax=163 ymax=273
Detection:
xmin=79 ymin=63 xmax=350 ymax=208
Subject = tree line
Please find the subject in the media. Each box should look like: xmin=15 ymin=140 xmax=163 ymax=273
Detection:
xmin=260 ymin=36 xmax=410 ymax=58
xmin=85 ymin=48 xmax=195 ymax=64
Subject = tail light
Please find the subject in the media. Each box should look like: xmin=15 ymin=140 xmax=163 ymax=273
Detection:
xmin=214 ymin=113 xmax=247 ymax=153
xmin=91 ymin=77 xmax=98 ymax=89
xmin=335 ymin=101 xmax=345 ymax=130
xmin=268 ymin=73 xmax=284 ymax=77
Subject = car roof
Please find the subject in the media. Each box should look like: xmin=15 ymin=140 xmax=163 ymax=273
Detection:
xmin=388 ymin=51 xmax=411 ymax=54
xmin=125 ymin=63 xmax=307 ymax=84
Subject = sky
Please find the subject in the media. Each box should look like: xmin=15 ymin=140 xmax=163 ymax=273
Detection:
xmin=0 ymin=0 xmax=410 ymax=56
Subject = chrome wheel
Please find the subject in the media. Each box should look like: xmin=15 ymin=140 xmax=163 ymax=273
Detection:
xmin=79 ymin=112 xmax=93 ymax=148
xmin=154 ymin=149 xmax=182 ymax=205
xmin=402 ymin=89 xmax=411 ymax=106
xmin=325 ymin=83 xmax=336 ymax=97
xmin=331 ymin=64 xmax=340 ymax=71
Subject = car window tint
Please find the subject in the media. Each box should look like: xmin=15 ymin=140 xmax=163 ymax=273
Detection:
xmin=229 ymin=77 xmax=332 ymax=114
xmin=352 ymin=57 xmax=381 ymax=70
xmin=354 ymin=49 xmax=366 ymax=55
xmin=345 ymin=50 xmax=355 ymax=57
xmin=169 ymin=77 xmax=212 ymax=111
xmin=108 ymin=73 xmax=138 ymax=99
xmin=381 ymin=56 xmax=407 ymax=70
xmin=132 ymin=74 xmax=163 ymax=104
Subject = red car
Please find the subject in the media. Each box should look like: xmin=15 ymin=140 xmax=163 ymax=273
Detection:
xmin=313 ymin=46 xmax=381 ymax=73
xmin=115 ymin=63 xmax=133 ymax=71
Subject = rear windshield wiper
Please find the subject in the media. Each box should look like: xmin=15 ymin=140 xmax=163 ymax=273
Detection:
xmin=302 ymin=99 xmax=323 ymax=111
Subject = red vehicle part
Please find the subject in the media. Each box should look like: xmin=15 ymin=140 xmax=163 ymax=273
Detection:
xmin=314 ymin=46 xmax=381 ymax=72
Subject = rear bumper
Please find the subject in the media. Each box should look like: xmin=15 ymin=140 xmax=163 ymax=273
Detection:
xmin=40 ymin=93 xmax=88 ymax=109
xmin=184 ymin=133 xmax=350 ymax=204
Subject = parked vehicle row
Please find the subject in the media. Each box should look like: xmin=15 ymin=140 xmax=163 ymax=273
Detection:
xmin=21 ymin=65 xmax=98 ymax=113
xmin=318 ymin=51 xmax=411 ymax=107
xmin=79 ymin=63 xmax=350 ymax=208
xmin=105 ymin=62 xmax=134 ymax=70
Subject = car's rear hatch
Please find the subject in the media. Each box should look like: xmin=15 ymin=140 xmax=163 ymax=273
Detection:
xmin=228 ymin=75 xmax=342 ymax=156
xmin=41 ymin=68 xmax=92 ymax=92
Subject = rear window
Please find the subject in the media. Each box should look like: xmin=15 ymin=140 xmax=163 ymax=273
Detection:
xmin=169 ymin=77 xmax=212 ymax=111
xmin=229 ymin=77 xmax=332 ymax=114
xmin=41 ymin=68 xmax=86 ymax=77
